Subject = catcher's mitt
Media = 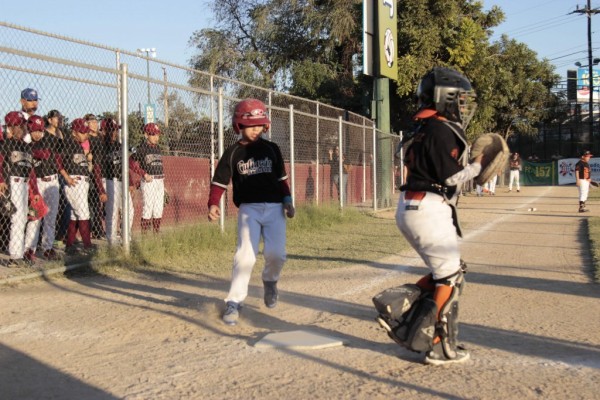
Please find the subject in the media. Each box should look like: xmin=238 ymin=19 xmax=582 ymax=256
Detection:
xmin=28 ymin=195 xmax=49 ymax=221
xmin=591 ymin=181 xmax=600 ymax=188
xmin=0 ymin=192 xmax=16 ymax=217
xmin=470 ymin=133 xmax=509 ymax=186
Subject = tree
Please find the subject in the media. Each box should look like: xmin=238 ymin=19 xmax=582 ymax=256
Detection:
xmin=189 ymin=0 xmax=364 ymax=109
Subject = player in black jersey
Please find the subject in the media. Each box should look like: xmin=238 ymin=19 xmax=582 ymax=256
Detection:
xmin=392 ymin=67 xmax=483 ymax=365
xmin=208 ymin=99 xmax=295 ymax=326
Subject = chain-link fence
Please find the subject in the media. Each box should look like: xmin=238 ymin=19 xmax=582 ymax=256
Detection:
xmin=0 ymin=21 xmax=398 ymax=262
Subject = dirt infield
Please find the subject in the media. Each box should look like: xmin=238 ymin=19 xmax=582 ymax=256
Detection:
xmin=1 ymin=186 xmax=599 ymax=399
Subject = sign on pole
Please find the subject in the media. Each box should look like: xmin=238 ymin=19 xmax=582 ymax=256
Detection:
xmin=378 ymin=0 xmax=397 ymax=80
xmin=144 ymin=103 xmax=156 ymax=124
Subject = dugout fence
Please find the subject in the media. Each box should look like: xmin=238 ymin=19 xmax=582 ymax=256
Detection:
xmin=0 ymin=21 xmax=400 ymax=259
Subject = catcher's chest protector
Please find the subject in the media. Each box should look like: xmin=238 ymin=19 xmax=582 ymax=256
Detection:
xmin=373 ymin=284 xmax=438 ymax=352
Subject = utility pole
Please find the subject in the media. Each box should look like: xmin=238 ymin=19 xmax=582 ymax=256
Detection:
xmin=572 ymin=1 xmax=600 ymax=151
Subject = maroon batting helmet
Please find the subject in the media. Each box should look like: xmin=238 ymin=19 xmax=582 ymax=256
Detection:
xmin=26 ymin=115 xmax=45 ymax=132
xmin=71 ymin=118 xmax=91 ymax=134
xmin=232 ymin=99 xmax=271 ymax=133
xmin=4 ymin=111 xmax=26 ymax=127
xmin=143 ymin=123 xmax=161 ymax=136
xmin=101 ymin=117 xmax=121 ymax=132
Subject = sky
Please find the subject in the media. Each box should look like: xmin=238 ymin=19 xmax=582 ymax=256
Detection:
xmin=1 ymin=0 xmax=598 ymax=84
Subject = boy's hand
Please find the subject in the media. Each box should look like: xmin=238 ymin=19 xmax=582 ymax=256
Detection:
xmin=99 ymin=193 xmax=108 ymax=203
xmin=284 ymin=203 xmax=295 ymax=218
xmin=208 ymin=205 xmax=220 ymax=221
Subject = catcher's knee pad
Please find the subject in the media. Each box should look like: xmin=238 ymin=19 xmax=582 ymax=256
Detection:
xmin=373 ymin=284 xmax=437 ymax=353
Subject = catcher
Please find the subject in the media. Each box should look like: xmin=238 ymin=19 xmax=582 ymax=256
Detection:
xmin=377 ymin=67 xmax=507 ymax=365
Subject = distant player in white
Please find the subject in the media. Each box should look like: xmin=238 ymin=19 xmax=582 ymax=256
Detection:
xmin=208 ymin=99 xmax=295 ymax=326
xmin=130 ymin=123 xmax=165 ymax=233
xmin=24 ymin=115 xmax=63 ymax=261
xmin=0 ymin=112 xmax=40 ymax=267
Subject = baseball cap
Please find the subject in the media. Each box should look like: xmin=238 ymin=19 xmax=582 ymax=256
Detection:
xmin=27 ymin=115 xmax=45 ymax=132
xmin=47 ymin=110 xmax=62 ymax=119
xmin=84 ymin=113 xmax=98 ymax=121
xmin=143 ymin=123 xmax=161 ymax=136
xmin=71 ymin=118 xmax=91 ymax=134
xmin=4 ymin=111 xmax=26 ymax=127
xmin=101 ymin=117 xmax=121 ymax=132
xmin=583 ymin=150 xmax=593 ymax=157
xmin=21 ymin=88 xmax=40 ymax=101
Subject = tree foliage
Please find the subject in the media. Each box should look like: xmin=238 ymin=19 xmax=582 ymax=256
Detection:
xmin=190 ymin=0 xmax=562 ymax=140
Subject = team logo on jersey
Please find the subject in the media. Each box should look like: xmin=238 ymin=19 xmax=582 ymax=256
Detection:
xmin=145 ymin=154 xmax=162 ymax=166
xmin=73 ymin=153 xmax=87 ymax=167
xmin=10 ymin=151 xmax=33 ymax=168
xmin=111 ymin=151 xmax=122 ymax=164
xmin=237 ymin=157 xmax=272 ymax=176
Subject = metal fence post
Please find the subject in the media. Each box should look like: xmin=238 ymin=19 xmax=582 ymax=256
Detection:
xmin=289 ymin=105 xmax=296 ymax=208
xmin=338 ymin=116 xmax=344 ymax=208
xmin=372 ymin=124 xmax=377 ymax=211
xmin=218 ymin=86 xmax=225 ymax=232
xmin=362 ymin=120 xmax=366 ymax=203
xmin=316 ymin=103 xmax=320 ymax=205
xmin=119 ymin=63 xmax=130 ymax=255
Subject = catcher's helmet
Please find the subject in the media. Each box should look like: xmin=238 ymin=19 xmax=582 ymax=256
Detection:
xmin=101 ymin=117 xmax=121 ymax=132
xmin=4 ymin=111 xmax=26 ymax=127
xmin=416 ymin=67 xmax=477 ymax=128
xmin=232 ymin=99 xmax=271 ymax=133
xmin=27 ymin=115 xmax=45 ymax=133
xmin=143 ymin=123 xmax=160 ymax=136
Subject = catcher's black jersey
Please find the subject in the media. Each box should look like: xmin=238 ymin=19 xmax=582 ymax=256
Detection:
xmin=131 ymin=142 xmax=163 ymax=176
xmin=1 ymin=139 xmax=34 ymax=178
xmin=403 ymin=118 xmax=466 ymax=197
xmin=212 ymin=137 xmax=288 ymax=207
xmin=31 ymin=135 xmax=61 ymax=177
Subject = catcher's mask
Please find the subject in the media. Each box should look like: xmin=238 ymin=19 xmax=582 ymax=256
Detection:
xmin=416 ymin=67 xmax=477 ymax=129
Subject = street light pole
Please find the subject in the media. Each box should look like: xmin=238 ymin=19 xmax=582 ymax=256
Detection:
xmin=573 ymin=1 xmax=600 ymax=150
xmin=137 ymin=48 xmax=156 ymax=105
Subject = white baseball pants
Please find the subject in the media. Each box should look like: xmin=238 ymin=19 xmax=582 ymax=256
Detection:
xmin=106 ymin=179 xmax=134 ymax=245
xmin=396 ymin=191 xmax=461 ymax=280
xmin=509 ymin=170 xmax=520 ymax=190
xmin=64 ymin=175 xmax=90 ymax=220
xmin=25 ymin=174 xmax=60 ymax=251
xmin=579 ymin=180 xmax=590 ymax=202
xmin=8 ymin=177 xmax=29 ymax=259
xmin=488 ymin=175 xmax=497 ymax=194
xmin=225 ymin=203 xmax=287 ymax=304
xmin=141 ymin=178 xmax=164 ymax=219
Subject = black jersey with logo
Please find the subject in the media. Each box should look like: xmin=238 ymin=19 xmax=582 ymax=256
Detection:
xmin=403 ymin=118 xmax=466 ymax=197
xmin=90 ymin=136 xmax=107 ymax=177
xmin=1 ymin=139 xmax=33 ymax=178
xmin=575 ymin=160 xmax=591 ymax=180
xmin=104 ymin=141 xmax=124 ymax=180
xmin=31 ymin=135 xmax=61 ymax=177
xmin=131 ymin=142 xmax=163 ymax=176
xmin=61 ymin=138 xmax=90 ymax=176
xmin=212 ymin=137 xmax=288 ymax=207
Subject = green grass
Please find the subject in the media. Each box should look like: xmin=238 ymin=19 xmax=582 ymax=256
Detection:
xmin=89 ymin=205 xmax=405 ymax=277
xmin=585 ymin=190 xmax=600 ymax=282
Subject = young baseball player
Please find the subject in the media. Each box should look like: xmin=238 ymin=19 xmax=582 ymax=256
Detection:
xmin=395 ymin=67 xmax=482 ymax=365
xmin=0 ymin=111 xmax=40 ymax=267
xmin=60 ymin=118 xmax=107 ymax=254
xmin=85 ymin=113 xmax=106 ymax=239
xmin=208 ymin=98 xmax=295 ymax=326
xmin=102 ymin=118 xmax=135 ymax=245
xmin=508 ymin=152 xmax=521 ymax=192
xmin=576 ymin=150 xmax=593 ymax=212
xmin=23 ymin=115 xmax=63 ymax=261
xmin=130 ymin=123 xmax=165 ymax=234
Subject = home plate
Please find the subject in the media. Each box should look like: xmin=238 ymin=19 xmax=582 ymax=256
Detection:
xmin=255 ymin=330 xmax=344 ymax=349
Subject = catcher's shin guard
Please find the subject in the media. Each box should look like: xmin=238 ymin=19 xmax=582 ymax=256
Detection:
xmin=434 ymin=270 xmax=466 ymax=360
